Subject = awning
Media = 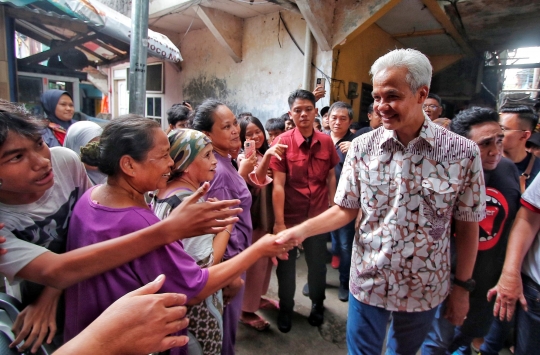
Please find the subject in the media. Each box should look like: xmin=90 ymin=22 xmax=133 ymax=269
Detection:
xmin=1 ymin=0 xmax=182 ymax=66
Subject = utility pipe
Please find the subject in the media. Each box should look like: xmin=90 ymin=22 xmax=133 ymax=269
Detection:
xmin=302 ymin=24 xmax=312 ymax=90
xmin=128 ymin=0 xmax=149 ymax=115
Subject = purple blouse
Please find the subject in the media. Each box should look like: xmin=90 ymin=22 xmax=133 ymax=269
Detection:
xmin=207 ymin=153 xmax=253 ymax=259
xmin=64 ymin=187 xmax=209 ymax=355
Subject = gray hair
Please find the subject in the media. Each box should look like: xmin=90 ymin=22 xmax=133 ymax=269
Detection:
xmin=370 ymin=49 xmax=432 ymax=92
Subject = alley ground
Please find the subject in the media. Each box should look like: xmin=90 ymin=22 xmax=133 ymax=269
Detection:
xmin=235 ymin=245 xmax=513 ymax=355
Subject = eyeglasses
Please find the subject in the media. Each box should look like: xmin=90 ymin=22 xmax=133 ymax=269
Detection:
xmin=500 ymin=126 xmax=528 ymax=133
xmin=422 ymin=104 xmax=440 ymax=110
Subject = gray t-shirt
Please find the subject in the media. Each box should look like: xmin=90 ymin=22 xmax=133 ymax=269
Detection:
xmin=522 ymin=175 xmax=540 ymax=285
xmin=0 ymin=147 xmax=91 ymax=283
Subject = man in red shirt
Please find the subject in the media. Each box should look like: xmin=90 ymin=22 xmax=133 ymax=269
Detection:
xmin=270 ymin=89 xmax=339 ymax=333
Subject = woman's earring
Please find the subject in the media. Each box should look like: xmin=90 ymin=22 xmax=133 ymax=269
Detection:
xmin=0 ymin=179 xmax=3 ymax=189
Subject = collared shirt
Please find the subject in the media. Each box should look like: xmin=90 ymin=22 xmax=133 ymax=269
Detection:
xmin=332 ymin=129 xmax=358 ymax=183
xmin=270 ymin=128 xmax=339 ymax=226
xmin=335 ymin=118 xmax=486 ymax=312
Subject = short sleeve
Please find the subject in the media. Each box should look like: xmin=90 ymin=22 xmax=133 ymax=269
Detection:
xmin=132 ymin=239 xmax=209 ymax=301
xmin=522 ymin=174 xmax=540 ymax=211
xmin=0 ymin=229 xmax=48 ymax=282
xmin=453 ymin=147 xmax=486 ymax=222
xmin=334 ymin=141 xmax=361 ymax=209
xmin=113 ymin=209 xmax=209 ymax=302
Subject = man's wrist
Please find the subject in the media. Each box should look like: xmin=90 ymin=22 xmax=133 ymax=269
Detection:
xmin=453 ymin=277 xmax=476 ymax=292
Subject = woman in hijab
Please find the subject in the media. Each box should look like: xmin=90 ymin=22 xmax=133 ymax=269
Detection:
xmin=63 ymin=121 xmax=107 ymax=185
xmin=41 ymin=89 xmax=75 ymax=147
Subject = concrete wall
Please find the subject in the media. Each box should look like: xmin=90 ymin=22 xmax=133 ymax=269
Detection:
xmin=331 ymin=23 xmax=403 ymax=121
xmin=179 ymin=11 xmax=332 ymax=121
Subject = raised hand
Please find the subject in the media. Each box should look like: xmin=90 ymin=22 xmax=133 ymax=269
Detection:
xmin=166 ymin=182 xmax=242 ymax=239
xmin=266 ymin=137 xmax=288 ymax=161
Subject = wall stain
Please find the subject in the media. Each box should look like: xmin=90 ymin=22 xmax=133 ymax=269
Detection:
xmin=183 ymin=75 xmax=232 ymax=106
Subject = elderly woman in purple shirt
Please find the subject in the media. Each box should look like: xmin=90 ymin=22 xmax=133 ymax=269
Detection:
xmin=192 ymin=100 xmax=258 ymax=355
xmin=65 ymin=116 xmax=294 ymax=355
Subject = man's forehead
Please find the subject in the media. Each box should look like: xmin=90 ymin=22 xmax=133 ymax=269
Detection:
xmin=330 ymin=108 xmax=349 ymax=116
xmin=499 ymin=112 xmax=519 ymax=122
xmin=291 ymin=99 xmax=314 ymax=108
xmin=469 ymin=122 xmax=503 ymax=139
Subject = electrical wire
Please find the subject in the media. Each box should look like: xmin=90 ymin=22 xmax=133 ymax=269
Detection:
xmin=180 ymin=5 xmax=200 ymax=44
xmin=481 ymin=82 xmax=496 ymax=99
xmin=278 ymin=12 xmax=334 ymax=83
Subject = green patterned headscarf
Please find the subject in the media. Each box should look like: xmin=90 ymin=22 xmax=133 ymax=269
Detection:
xmin=168 ymin=129 xmax=212 ymax=172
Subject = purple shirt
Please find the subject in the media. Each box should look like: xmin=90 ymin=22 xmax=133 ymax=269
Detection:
xmin=65 ymin=187 xmax=209 ymax=355
xmin=207 ymin=153 xmax=252 ymax=259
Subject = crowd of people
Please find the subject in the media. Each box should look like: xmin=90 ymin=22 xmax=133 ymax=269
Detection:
xmin=1 ymin=48 xmax=540 ymax=355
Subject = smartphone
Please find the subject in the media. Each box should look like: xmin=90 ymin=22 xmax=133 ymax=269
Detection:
xmin=244 ymin=139 xmax=256 ymax=157
xmin=316 ymin=77 xmax=326 ymax=88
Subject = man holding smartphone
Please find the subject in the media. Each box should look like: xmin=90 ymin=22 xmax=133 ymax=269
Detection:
xmin=270 ymin=89 xmax=339 ymax=333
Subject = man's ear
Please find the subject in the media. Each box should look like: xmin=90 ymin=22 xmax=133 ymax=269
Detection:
xmin=418 ymin=86 xmax=429 ymax=103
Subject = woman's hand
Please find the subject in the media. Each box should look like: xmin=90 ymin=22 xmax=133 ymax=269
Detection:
xmin=238 ymin=153 xmax=257 ymax=182
xmin=255 ymin=234 xmax=295 ymax=259
xmin=222 ymin=277 xmax=244 ymax=305
xmin=11 ymin=287 xmax=61 ymax=353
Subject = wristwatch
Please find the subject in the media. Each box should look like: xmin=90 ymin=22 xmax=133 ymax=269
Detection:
xmin=453 ymin=278 xmax=476 ymax=292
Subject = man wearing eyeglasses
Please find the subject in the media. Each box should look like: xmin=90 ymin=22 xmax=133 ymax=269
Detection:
xmin=499 ymin=105 xmax=540 ymax=191
xmin=423 ymin=93 xmax=444 ymax=121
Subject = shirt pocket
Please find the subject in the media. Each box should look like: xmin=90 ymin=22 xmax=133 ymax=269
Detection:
xmin=288 ymin=153 xmax=307 ymax=183
xmin=312 ymin=150 xmax=331 ymax=181
xmin=420 ymin=177 xmax=460 ymax=240
xmin=359 ymin=170 xmax=390 ymax=221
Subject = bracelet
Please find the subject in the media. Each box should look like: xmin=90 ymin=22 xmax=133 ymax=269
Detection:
xmin=224 ymin=229 xmax=231 ymax=235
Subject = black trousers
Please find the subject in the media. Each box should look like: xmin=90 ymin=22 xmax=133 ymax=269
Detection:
xmin=276 ymin=233 xmax=327 ymax=312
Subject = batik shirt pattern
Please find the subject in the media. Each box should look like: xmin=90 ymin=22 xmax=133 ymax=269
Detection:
xmin=335 ymin=118 xmax=486 ymax=312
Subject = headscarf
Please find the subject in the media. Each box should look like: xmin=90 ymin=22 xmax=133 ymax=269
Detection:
xmin=63 ymin=121 xmax=107 ymax=185
xmin=41 ymin=90 xmax=74 ymax=146
xmin=168 ymin=129 xmax=212 ymax=172
xmin=64 ymin=121 xmax=103 ymax=155
xmin=41 ymin=89 xmax=74 ymax=130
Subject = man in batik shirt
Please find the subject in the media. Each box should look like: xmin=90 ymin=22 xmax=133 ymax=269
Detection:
xmin=275 ymin=48 xmax=486 ymax=355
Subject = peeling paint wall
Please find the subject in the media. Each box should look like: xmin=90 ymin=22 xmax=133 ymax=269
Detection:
xmin=179 ymin=11 xmax=332 ymax=121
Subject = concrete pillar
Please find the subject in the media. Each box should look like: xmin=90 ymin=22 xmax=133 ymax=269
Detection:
xmin=302 ymin=25 xmax=313 ymax=90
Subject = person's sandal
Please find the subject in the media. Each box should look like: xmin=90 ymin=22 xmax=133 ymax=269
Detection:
xmin=240 ymin=314 xmax=271 ymax=331
xmin=259 ymin=298 xmax=279 ymax=311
